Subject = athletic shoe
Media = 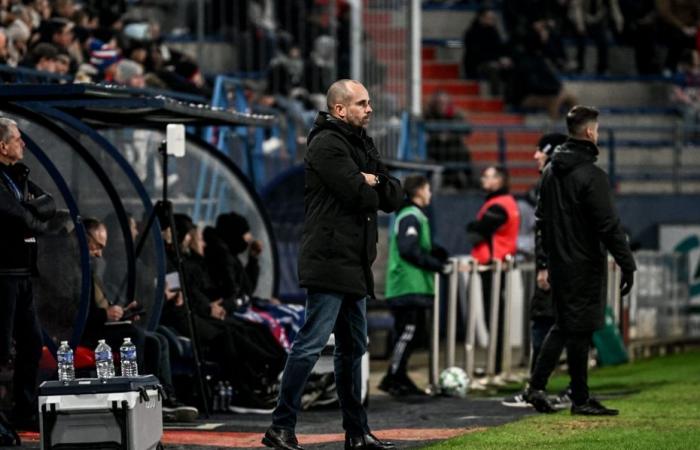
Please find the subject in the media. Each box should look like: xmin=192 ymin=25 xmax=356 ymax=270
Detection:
xmin=501 ymin=391 xmax=532 ymax=408
xmin=396 ymin=375 xmax=428 ymax=396
xmin=524 ymin=389 xmax=556 ymax=413
xmin=551 ymin=387 xmax=573 ymax=410
xmin=228 ymin=390 xmax=276 ymax=415
xmin=162 ymin=399 xmax=199 ymax=422
xmin=378 ymin=375 xmax=410 ymax=397
xmin=571 ymin=398 xmax=619 ymax=416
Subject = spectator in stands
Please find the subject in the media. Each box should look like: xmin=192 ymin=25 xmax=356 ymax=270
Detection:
xmin=53 ymin=0 xmax=76 ymax=20
xmin=305 ymin=35 xmax=335 ymax=96
xmin=527 ymin=106 xmax=635 ymax=415
xmin=20 ymin=42 xmax=58 ymax=73
xmin=5 ymin=14 xmax=33 ymax=67
xmin=671 ymin=49 xmax=700 ymax=135
xmin=424 ymin=90 xmax=474 ymax=190
xmin=43 ymin=18 xmax=80 ymax=67
xmin=54 ymin=51 xmax=70 ymax=76
xmin=86 ymin=38 xmax=120 ymax=81
xmin=0 ymin=28 xmax=8 ymax=65
xmin=0 ymin=118 xmax=56 ymax=431
xmin=656 ymin=0 xmax=700 ymax=74
xmin=380 ymin=175 xmax=450 ymax=397
xmin=619 ymin=0 xmax=660 ymax=74
xmin=506 ymin=21 xmax=578 ymax=119
xmin=462 ymin=5 xmax=512 ymax=96
xmin=466 ymin=165 xmax=520 ymax=377
xmin=113 ymin=58 xmax=145 ymax=88
xmin=80 ymin=217 xmax=199 ymax=422
xmin=571 ymin=0 xmax=624 ymax=75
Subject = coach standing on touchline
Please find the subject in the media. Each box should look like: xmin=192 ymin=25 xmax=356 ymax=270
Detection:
xmin=0 ymin=117 xmax=56 ymax=430
xmin=263 ymin=79 xmax=402 ymax=450
xmin=528 ymin=105 xmax=636 ymax=415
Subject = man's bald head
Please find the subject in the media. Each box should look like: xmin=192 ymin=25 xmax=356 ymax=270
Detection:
xmin=326 ymin=79 xmax=362 ymax=111
xmin=326 ymin=79 xmax=372 ymax=128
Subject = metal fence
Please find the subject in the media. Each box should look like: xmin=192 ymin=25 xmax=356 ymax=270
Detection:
xmin=431 ymin=252 xmax=694 ymax=390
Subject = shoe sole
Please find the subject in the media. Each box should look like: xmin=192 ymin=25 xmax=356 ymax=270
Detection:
xmin=261 ymin=436 xmax=274 ymax=448
xmin=501 ymin=401 xmax=533 ymax=408
xmin=530 ymin=398 xmax=556 ymax=413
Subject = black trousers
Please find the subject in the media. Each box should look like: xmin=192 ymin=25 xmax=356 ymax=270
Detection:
xmin=529 ymin=324 xmax=592 ymax=405
xmin=0 ymin=276 xmax=43 ymax=420
xmin=386 ymin=304 xmax=429 ymax=379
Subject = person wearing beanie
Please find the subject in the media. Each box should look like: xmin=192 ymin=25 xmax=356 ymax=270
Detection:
xmin=504 ymin=132 xmax=569 ymax=408
xmin=380 ymin=175 xmax=450 ymax=396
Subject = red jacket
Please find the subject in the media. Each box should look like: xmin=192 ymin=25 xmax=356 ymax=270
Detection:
xmin=471 ymin=193 xmax=520 ymax=264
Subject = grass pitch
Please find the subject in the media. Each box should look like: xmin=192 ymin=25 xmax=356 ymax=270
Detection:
xmin=426 ymin=350 xmax=700 ymax=449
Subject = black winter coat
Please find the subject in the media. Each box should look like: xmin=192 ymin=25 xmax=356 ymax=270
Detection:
xmin=536 ymin=138 xmax=636 ymax=332
xmin=0 ymin=162 xmax=55 ymax=275
xmin=298 ymin=112 xmax=403 ymax=296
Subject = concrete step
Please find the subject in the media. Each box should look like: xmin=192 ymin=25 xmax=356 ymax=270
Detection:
xmin=422 ymin=62 xmax=460 ymax=79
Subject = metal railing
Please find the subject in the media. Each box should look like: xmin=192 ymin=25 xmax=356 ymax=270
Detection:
xmin=399 ymin=116 xmax=700 ymax=192
xmin=431 ymin=251 xmax=695 ymax=390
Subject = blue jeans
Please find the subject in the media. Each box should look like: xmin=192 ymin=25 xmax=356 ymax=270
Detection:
xmin=272 ymin=291 xmax=369 ymax=436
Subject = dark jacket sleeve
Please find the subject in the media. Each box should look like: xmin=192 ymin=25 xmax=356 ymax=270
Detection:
xmin=582 ymin=170 xmax=637 ymax=273
xmin=396 ymin=214 xmax=446 ymax=272
xmin=243 ymin=255 xmax=260 ymax=296
xmin=534 ymin=177 xmax=548 ymax=270
xmin=466 ymin=204 xmax=508 ymax=246
xmin=25 ymin=180 xmax=56 ymax=221
xmin=0 ymin=182 xmax=50 ymax=234
xmin=307 ymin=133 xmax=380 ymax=212
xmin=374 ymin=161 xmax=403 ymax=213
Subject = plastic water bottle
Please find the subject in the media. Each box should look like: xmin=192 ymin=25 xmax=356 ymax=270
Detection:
xmin=212 ymin=381 xmax=224 ymax=412
xmin=95 ymin=339 xmax=115 ymax=379
xmin=119 ymin=337 xmax=138 ymax=377
xmin=57 ymin=341 xmax=75 ymax=382
xmin=224 ymin=381 xmax=233 ymax=411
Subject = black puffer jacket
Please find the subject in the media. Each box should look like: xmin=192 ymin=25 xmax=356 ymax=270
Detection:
xmin=0 ymin=162 xmax=55 ymax=275
xmin=536 ymin=138 xmax=636 ymax=332
xmin=298 ymin=112 xmax=402 ymax=296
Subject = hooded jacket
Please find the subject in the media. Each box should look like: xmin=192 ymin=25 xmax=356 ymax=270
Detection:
xmin=536 ymin=138 xmax=635 ymax=332
xmin=298 ymin=112 xmax=402 ymax=297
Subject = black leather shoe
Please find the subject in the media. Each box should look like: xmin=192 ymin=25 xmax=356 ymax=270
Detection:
xmin=262 ymin=427 xmax=304 ymax=450
xmin=345 ymin=433 xmax=395 ymax=450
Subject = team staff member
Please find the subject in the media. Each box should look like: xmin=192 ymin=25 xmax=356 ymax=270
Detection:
xmin=467 ymin=165 xmax=520 ymax=375
xmin=529 ymin=106 xmax=635 ymax=415
xmin=263 ymin=79 xmax=402 ymax=450
xmin=380 ymin=175 xmax=449 ymax=396
xmin=503 ymin=133 xmax=570 ymax=408
xmin=0 ymin=118 xmax=56 ymax=430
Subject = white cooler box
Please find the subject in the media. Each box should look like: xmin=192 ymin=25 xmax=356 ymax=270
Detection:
xmin=38 ymin=375 xmax=163 ymax=450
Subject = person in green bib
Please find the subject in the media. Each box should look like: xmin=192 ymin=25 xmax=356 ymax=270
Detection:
xmin=379 ymin=175 xmax=449 ymax=396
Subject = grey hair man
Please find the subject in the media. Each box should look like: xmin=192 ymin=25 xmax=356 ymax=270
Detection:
xmin=0 ymin=117 xmax=56 ymax=430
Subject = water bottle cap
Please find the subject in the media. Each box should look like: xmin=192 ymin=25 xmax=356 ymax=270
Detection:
xmin=124 ymin=337 xmax=131 ymax=343
xmin=60 ymin=340 xmax=68 ymax=345
xmin=98 ymin=339 xmax=106 ymax=344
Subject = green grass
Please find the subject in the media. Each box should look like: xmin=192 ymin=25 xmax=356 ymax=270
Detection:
xmin=426 ymin=351 xmax=700 ymax=449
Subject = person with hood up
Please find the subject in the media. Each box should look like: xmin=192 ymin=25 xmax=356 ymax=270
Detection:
xmin=527 ymin=106 xmax=636 ymax=415
xmin=263 ymin=79 xmax=402 ymax=450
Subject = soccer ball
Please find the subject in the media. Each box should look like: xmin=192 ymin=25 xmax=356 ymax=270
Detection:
xmin=438 ymin=366 xmax=469 ymax=397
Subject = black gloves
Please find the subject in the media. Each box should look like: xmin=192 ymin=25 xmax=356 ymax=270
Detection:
xmin=620 ymin=271 xmax=634 ymax=297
